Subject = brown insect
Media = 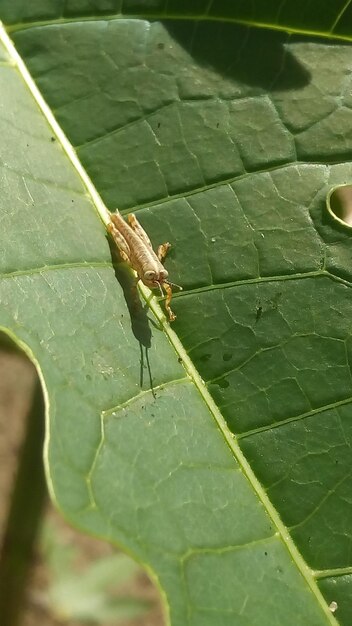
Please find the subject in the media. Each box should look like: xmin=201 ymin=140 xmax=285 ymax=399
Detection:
xmin=107 ymin=212 xmax=181 ymax=321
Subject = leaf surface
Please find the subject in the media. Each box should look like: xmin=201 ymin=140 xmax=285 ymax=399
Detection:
xmin=0 ymin=2 xmax=352 ymax=625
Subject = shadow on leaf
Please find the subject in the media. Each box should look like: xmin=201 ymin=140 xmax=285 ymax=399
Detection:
xmin=165 ymin=20 xmax=311 ymax=91
xmin=107 ymin=237 xmax=158 ymax=396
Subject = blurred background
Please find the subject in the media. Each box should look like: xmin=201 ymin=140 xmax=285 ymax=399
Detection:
xmin=0 ymin=338 xmax=164 ymax=626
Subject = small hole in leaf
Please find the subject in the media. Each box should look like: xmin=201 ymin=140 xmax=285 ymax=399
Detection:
xmin=327 ymin=184 xmax=352 ymax=228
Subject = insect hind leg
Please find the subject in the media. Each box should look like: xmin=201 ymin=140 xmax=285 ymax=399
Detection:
xmin=127 ymin=213 xmax=153 ymax=249
xmin=107 ymin=221 xmax=131 ymax=263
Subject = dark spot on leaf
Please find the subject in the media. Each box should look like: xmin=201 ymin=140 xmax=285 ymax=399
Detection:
xmin=264 ymin=551 xmax=268 ymax=556
xmin=178 ymin=357 xmax=183 ymax=363
xmin=157 ymin=122 xmax=161 ymax=128
xmin=157 ymin=42 xmax=165 ymax=50
xmin=86 ymin=374 xmax=92 ymax=381
xmin=217 ymin=378 xmax=229 ymax=389
xmin=50 ymin=136 xmax=56 ymax=142
xmin=216 ymin=122 xmax=219 ymax=128
xmin=222 ymin=352 xmax=232 ymax=362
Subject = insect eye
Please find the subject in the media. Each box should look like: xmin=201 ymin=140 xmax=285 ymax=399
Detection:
xmin=144 ymin=270 xmax=156 ymax=281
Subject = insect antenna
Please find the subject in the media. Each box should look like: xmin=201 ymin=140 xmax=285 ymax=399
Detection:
xmin=165 ymin=280 xmax=183 ymax=291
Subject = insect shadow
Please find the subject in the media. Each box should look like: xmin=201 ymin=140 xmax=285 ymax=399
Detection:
xmin=107 ymin=237 xmax=158 ymax=397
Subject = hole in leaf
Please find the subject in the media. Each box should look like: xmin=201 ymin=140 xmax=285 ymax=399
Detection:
xmin=327 ymin=185 xmax=352 ymax=228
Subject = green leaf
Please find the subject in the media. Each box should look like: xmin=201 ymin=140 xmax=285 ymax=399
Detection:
xmin=0 ymin=2 xmax=352 ymax=625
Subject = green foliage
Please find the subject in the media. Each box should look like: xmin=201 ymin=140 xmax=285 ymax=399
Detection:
xmin=0 ymin=2 xmax=351 ymax=625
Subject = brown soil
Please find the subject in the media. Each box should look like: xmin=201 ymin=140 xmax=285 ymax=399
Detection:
xmin=0 ymin=345 xmax=165 ymax=626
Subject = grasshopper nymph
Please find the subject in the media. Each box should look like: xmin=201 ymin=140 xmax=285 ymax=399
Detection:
xmin=107 ymin=212 xmax=181 ymax=321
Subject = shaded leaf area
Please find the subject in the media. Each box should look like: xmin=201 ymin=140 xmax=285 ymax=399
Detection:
xmin=2 ymin=0 xmax=352 ymax=39
xmin=1 ymin=6 xmax=352 ymax=626
xmin=11 ymin=19 xmax=352 ymax=213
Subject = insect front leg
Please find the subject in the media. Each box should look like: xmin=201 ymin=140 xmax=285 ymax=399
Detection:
xmin=157 ymin=242 xmax=171 ymax=262
xmin=163 ymin=282 xmax=176 ymax=322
